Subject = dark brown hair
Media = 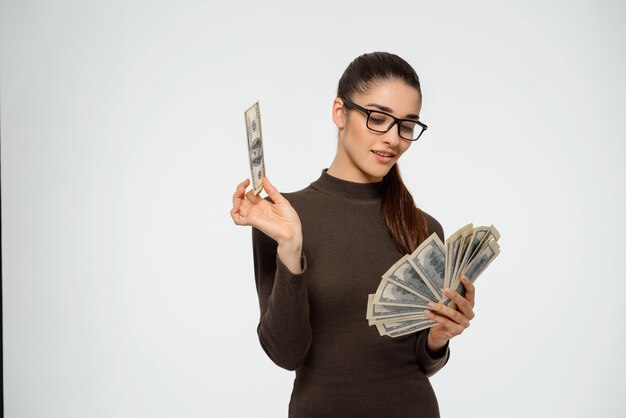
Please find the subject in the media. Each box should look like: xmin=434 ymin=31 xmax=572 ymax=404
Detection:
xmin=337 ymin=52 xmax=428 ymax=254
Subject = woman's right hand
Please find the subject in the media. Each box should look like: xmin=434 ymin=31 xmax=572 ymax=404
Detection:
xmin=231 ymin=177 xmax=303 ymax=252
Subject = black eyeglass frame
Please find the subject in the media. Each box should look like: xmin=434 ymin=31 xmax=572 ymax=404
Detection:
xmin=340 ymin=97 xmax=428 ymax=141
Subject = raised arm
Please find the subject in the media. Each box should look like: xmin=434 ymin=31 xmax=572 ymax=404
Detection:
xmin=231 ymin=177 xmax=312 ymax=370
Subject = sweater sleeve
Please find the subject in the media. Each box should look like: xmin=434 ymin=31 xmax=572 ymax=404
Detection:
xmin=415 ymin=329 xmax=450 ymax=377
xmin=414 ymin=211 xmax=451 ymax=377
xmin=251 ymin=225 xmax=312 ymax=371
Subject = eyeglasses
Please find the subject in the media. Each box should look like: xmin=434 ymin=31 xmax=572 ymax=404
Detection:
xmin=340 ymin=97 xmax=427 ymax=141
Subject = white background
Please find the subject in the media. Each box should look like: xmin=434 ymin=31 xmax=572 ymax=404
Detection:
xmin=2 ymin=1 xmax=625 ymax=417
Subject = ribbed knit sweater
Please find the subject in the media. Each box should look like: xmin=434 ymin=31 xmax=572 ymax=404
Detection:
xmin=251 ymin=168 xmax=450 ymax=417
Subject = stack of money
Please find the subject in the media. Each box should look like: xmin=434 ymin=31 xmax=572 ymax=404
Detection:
xmin=367 ymin=224 xmax=501 ymax=338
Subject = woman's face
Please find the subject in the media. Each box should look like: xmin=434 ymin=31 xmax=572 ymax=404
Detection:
xmin=330 ymin=79 xmax=422 ymax=183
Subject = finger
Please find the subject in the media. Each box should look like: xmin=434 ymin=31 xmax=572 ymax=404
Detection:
xmin=245 ymin=188 xmax=263 ymax=204
xmin=230 ymin=205 xmax=248 ymax=225
xmin=231 ymin=211 xmax=246 ymax=225
xmin=427 ymin=301 xmax=470 ymax=329
xmin=261 ymin=176 xmax=285 ymax=204
xmin=232 ymin=199 xmax=253 ymax=225
xmin=461 ymin=275 xmax=476 ymax=308
xmin=238 ymin=198 xmax=263 ymax=225
xmin=232 ymin=179 xmax=250 ymax=209
xmin=231 ymin=179 xmax=251 ymax=224
xmin=235 ymin=178 xmax=250 ymax=194
xmin=443 ymin=287 xmax=475 ymax=320
xmin=424 ymin=310 xmax=465 ymax=336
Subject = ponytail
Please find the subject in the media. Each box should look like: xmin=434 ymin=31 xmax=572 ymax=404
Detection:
xmin=381 ymin=164 xmax=428 ymax=254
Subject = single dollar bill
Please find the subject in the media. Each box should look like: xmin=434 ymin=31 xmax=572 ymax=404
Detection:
xmin=406 ymin=233 xmax=447 ymax=301
xmin=382 ymin=255 xmax=439 ymax=303
xmin=373 ymin=277 xmax=432 ymax=307
xmin=444 ymin=223 xmax=473 ymax=290
xmin=244 ymin=101 xmax=266 ymax=195
xmin=451 ymin=228 xmax=473 ymax=291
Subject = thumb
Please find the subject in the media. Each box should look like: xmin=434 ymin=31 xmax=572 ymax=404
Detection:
xmin=262 ymin=176 xmax=284 ymax=204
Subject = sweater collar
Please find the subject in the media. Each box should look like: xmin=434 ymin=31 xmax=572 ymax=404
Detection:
xmin=310 ymin=168 xmax=384 ymax=202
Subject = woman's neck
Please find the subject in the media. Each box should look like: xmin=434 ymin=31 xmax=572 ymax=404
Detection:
xmin=327 ymin=154 xmax=383 ymax=183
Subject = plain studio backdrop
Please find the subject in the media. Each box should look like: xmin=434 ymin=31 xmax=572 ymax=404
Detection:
xmin=2 ymin=1 xmax=625 ymax=417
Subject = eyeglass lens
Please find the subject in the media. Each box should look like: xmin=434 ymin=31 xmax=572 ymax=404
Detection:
xmin=367 ymin=112 xmax=422 ymax=141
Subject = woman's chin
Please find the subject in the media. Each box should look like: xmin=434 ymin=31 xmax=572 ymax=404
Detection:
xmin=361 ymin=166 xmax=390 ymax=182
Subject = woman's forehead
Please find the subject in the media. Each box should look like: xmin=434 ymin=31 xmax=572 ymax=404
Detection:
xmin=355 ymin=80 xmax=422 ymax=116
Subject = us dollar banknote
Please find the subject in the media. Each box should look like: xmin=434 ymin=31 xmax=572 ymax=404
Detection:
xmin=406 ymin=234 xmax=447 ymax=301
xmin=382 ymin=255 xmax=439 ymax=303
xmin=444 ymin=223 xmax=472 ymax=290
xmin=244 ymin=101 xmax=266 ymax=195
xmin=373 ymin=277 xmax=432 ymax=308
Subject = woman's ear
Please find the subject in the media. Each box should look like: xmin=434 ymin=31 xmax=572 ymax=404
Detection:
xmin=331 ymin=97 xmax=347 ymax=129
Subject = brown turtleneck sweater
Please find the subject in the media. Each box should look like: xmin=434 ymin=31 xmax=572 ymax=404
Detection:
xmin=251 ymin=168 xmax=450 ymax=417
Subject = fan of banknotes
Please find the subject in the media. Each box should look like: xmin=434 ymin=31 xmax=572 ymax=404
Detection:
xmin=367 ymin=224 xmax=501 ymax=338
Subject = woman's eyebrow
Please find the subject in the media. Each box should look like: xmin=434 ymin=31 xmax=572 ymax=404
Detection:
xmin=365 ymin=103 xmax=420 ymax=119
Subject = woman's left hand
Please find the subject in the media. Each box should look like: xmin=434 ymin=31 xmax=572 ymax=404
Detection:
xmin=424 ymin=275 xmax=476 ymax=353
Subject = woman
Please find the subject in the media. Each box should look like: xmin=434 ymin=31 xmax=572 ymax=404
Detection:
xmin=231 ymin=52 xmax=475 ymax=417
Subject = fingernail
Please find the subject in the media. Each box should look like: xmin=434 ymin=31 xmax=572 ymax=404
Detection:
xmin=444 ymin=288 xmax=452 ymax=295
xmin=427 ymin=301 xmax=437 ymax=307
xmin=423 ymin=309 xmax=431 ymax=315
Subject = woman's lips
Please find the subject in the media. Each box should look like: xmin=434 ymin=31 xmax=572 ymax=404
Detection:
xmin=371 ymin=150 xmax=394 ymax=163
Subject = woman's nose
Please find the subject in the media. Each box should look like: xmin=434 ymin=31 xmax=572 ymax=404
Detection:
xmin=381 ymin=124 xmax=402 ymax=146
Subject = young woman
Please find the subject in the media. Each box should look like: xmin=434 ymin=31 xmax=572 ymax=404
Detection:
xmin=231 ymin=52 xmax=476 ymax=417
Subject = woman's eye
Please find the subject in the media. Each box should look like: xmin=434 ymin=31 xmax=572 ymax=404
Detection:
xmin=400 ymin=122 xmax=417 ymax=133
xmin=369 ymin=117 xmax=386 ymax=125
